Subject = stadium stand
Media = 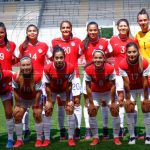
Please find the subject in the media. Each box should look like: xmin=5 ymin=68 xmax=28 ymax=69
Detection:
xmin=0 ymin=0 xmax=150 ymax=28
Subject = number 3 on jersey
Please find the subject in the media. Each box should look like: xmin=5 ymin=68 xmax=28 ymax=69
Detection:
xmin=120 ymin=46 xmax=125 ymax=53
xmin=29 ymin=53 xmax=37 ymax=60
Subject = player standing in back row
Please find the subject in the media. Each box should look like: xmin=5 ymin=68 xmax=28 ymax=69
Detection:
xmin=50 ymin=21 xmax=82 ymax=140
xmin=109 ymin=18 xmax=134 ymax=137
xmin=15 ymin=24 xmax=52 ymax=145
xmin=0 ymin=22 xmax=16 ymax=148
xmin=80 ymin=21 xmax=110 ymax=139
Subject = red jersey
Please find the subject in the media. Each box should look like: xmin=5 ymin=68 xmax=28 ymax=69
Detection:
xmin=109 ymin=36 xmax=133 ymax=74
xmin=0 ymin=41 xmax=16 ymax=70
xmin=0 ymin=70 xmax=12 ymax=95
xmin=16 ymin=42 xmax=51 ymax=77
xmin=84 ymin=63 xmax=115 ymax=92
xmin=80 ymin=38 xmax=108 ymax=63
xmin=12 ymin=72 xmax=42 ymax=100
xmin=119 ymin=58 xmax=149 ymax=90
xmin=51 ymin=37 xmax=81 ymax=77
xmin=43 ymin=62 xmax=74 ymax=92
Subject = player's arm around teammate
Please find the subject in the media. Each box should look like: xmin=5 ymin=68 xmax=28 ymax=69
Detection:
xmin=12 ymin=56 xmax=43 ymax=148
xmin=119 ymin=42 xmax=150 ymax=144
xmin=84 ymin=50 xmax=122 ymax=146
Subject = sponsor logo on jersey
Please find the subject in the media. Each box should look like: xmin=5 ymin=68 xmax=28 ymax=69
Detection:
xmin=99 ymin=45 xmax=103 ymax=50
xmin=38 ymin=49 xmax=42 ymax=53
xmin=71 ymin=42 xmax=75 ymax=46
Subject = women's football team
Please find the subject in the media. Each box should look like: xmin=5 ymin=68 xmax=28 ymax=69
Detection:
xmin=0 ymin=8 xmax=150 ymax=148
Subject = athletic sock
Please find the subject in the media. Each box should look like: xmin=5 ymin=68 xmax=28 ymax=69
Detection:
xmin=144 ymin=113 xmax=150 ymax=137
xmin=67 ymin=114 xmax=75 ymax=139
xmin=74 ymin=105 xmax=82 ymax=128
xmin=15 ymin=123 xmax=23 ymax=141
xmin=84 ymin=106 xmax=90 ymax=128
xmin=119 ymin=107 xmax=125 ymax=128
xmin=57 ymin=106 xmax=65 ymax=129
xmin=126 ymin=113 xmax=135 ymax=137
xmin=43 ymin=116 xmax=51 ymax=140
xmin=89 ymin=117 xmax=99 ymax=138
xmin=112 ymin=116 xmax=120 ymax=138
xmin=35 ymin=122 xmax=43 ymax=140
xmin=102 ymin=106 xmax=108 ymax=128
xmin=6 ymin=118 xmax=14 ymax=140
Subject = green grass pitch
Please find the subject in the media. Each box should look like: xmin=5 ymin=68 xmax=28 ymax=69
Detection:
xmin=0 ymin=67 xmax=149 ymax=150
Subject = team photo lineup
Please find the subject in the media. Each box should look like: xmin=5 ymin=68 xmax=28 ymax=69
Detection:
xmin=0 ymin=3 xmax=150 ymax=149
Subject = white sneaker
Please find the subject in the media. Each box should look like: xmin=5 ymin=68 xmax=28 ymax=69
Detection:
xmin=145 ymin=137 xmax=150 ymax=144
xmin=128 ymin=137 xmax=136 ymax=144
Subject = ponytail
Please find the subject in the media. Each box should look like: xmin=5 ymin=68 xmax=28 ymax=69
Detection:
xmin=83 ymin=21 xmax=101 ymax=50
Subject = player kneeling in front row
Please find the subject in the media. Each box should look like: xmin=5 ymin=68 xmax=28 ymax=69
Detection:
xmin=42 ymin=45 xmax=76 ymax=147
xmin=84 ymin=50 xmax=122 ymax=146
xmin=12 ymin=56 xmax=43 ymax=148
xmin=0 ymin=66 xmax=14 ymax=148
xmin=119 ymin=42 xmax=150 ymax=144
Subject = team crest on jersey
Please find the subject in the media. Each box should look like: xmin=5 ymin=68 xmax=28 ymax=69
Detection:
xmin=71 ymin=42 xmax=75 ymax=46
xmin=9 ymin=82 xmax=12 ymax=86
xmin=38 ymin=49 xmax=42 ymax=53
xmin=99 ymin=45 xmax=103 ymax=50
xmin=6 ymin=48 xmax=10 ymax=52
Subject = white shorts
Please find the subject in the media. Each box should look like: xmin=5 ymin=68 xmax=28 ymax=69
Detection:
xmin=0 ymin=92 xmax=12 ymax=102
xmin=41 ymin=82 xmax=47 ymax=96
xmin=116 ymin=75 xmax=124 ymax=91
xmin=40 ymin=83 xmax=47 ymax=105
xmin=52 ymin=92 xmax=66 ymax=102
xmin=19 ymin=97 xmax=35 ymax=109
xmin=129 ymin=89 xmax=145 ymax=102
xmin=82 ymin=77 xmax=87 ymax=95
xmin=72 ymin=77 xmax=82 ymax=96
xmin=92 ymin=92 xmax=111 ymax=107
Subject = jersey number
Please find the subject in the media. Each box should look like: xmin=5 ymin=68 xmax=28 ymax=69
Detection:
xmin=131 ymin=73 xmax=138 ymax=80
xmin=72 ymin=83 xmax=80 ymax=90
xmin=120 ymin=46 xmax=125 ymax=53
xmin=29 ymin=53 xmax=37 ymax=60
xmin=99 ymin=80 xmax=103 ymax=86
xmin=56 ymin=79 xmax=63 ymax=85
xmin=63 ymin=47 xmax=71 ymax=54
